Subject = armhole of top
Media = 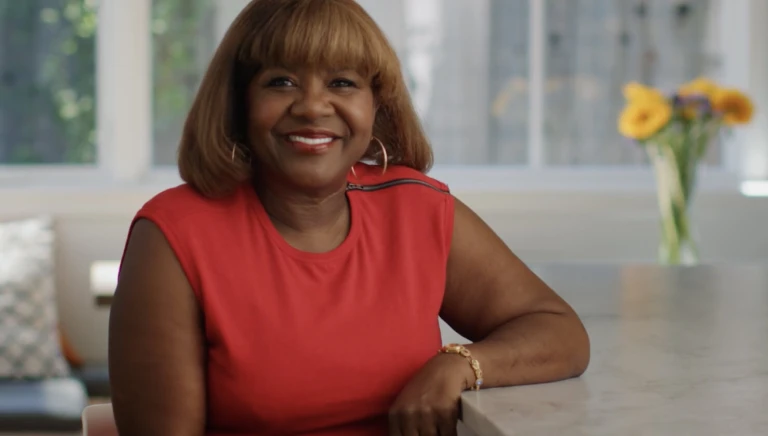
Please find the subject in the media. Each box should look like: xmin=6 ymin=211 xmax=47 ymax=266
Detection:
xmin=442 ymin=190 xmax=456 ymax=262
xmin=118 ymin=210 xmax=202 ymax=303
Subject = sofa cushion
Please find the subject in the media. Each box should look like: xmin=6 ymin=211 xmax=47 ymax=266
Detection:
xmin=0 ymin=377 xmax=86 ymax=431
xmin=0 ymin=216 xmax=70 ymax=379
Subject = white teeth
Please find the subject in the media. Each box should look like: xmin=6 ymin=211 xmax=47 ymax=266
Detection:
xmin=288 ymin=135 xmax=334 ymax=145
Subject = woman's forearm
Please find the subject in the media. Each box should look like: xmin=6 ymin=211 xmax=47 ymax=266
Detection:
xmin=464 ymin=312 xmax=590 ymax=389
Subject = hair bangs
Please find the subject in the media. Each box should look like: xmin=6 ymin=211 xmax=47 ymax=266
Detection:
xmin=240 ymin=0 xmax=398 ymax=94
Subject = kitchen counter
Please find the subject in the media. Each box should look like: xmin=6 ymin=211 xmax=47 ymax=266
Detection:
xmin=460 ymin=264 xmax=768 ymax=435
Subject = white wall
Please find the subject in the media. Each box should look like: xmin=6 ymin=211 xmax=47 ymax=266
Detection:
xmin=1 ymin=187 xmax=767 ymax=362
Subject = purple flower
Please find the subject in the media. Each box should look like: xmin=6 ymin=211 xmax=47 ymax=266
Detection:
xmin=672 ymin=93 xmax=712 ymax=117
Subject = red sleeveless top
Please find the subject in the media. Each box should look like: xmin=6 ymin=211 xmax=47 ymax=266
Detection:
xmin=126 ymin=163 xmax=454 ymax=435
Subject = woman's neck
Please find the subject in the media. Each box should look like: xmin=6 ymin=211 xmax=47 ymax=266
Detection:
xmin=253 ymin=178 xmax=351 ymax=253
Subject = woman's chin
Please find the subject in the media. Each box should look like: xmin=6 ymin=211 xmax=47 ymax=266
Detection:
xmin=279 ymin=163 xmax=350 ymax=191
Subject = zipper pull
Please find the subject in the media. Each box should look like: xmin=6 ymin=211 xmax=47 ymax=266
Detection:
xmin=346 ymin=183 xmax=364 ymax=191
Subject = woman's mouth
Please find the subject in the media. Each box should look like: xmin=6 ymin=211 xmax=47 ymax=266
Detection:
xmin=285 ymin=135 xmax=337 ymax=154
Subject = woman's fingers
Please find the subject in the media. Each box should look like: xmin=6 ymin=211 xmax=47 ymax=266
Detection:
xmin=389 ymin=403 xmax=459 ymax=436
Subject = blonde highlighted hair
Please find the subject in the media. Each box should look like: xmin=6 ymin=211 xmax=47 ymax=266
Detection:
xmin=178 ymin=0 xmax=433 ymax=197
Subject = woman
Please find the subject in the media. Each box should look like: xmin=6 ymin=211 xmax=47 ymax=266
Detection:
xmin=108 ymin=0 xmax=590 ymax=435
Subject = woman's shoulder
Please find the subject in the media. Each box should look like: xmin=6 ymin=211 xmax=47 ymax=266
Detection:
xmin=351 ymin=163 xmax=450 ymax=193
xmin=138 ymin=183 xmax=247 ymax=223
xmin=351 ymin=163 xmax=454 ymax=230
xmin=351 ymin=164 xmax=454 ymax=258
xmin=142 ymin=183 xmax=209 ymax=214
xmin=145 ymin=183 xmax=204 ymax=204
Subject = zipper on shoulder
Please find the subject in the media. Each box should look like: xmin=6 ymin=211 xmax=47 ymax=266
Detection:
xmin=346 ymin=178 xmax=448 ymax=193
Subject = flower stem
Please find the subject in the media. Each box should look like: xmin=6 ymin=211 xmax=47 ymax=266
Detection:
xmin=649 ymin=144 xmax=700 ymax=265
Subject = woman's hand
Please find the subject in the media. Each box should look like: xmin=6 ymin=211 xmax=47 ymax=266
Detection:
xmin=388 ymin=353 xmax=474 ymax=436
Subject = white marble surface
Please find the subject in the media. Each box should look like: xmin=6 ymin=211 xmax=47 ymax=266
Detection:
xmin=461 ymin=264 xmax=768 ymax=436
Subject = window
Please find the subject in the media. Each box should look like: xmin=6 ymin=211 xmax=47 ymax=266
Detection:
xmin=399 ymin=0 xmax=530 ymax=165
xmin=488 ymin=0 xmax=530 ymax=165
xmin=0 ymin=0 xmax=757 ymax=190
xmin=396 ymin=0 xmax=721 ymax=166
xmin=151 ymin=0 xmax=217 ymax=166
xmin=0 ymin=0 xmax=97 ymax=164
xmin=542 ymin=0 xmax=720 ymax=166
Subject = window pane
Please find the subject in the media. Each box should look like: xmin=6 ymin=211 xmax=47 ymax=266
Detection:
xmin=487 ymin=0 xmax=529 ymax=165
xmin=0 ymin=0 xmax=97 ymax=164
xmin=402 ymin=0 xmax=528 ymax=165
xmin=543 ymin=0 xmax=721 ymax=166
xmin=151 ymin=0 xmax=217 ymax=166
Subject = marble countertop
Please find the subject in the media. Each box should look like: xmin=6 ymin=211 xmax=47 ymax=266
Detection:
xmin=461 ymin=264 xmax=768 ymax=436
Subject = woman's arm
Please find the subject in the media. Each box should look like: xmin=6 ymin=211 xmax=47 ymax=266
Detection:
xmin=108 ymin=219 xmax=206 ymax=435
xmin=388 ymin=197 xmax=589 ymax=435
xmin=440 ymin=197 xmax=590 ymax=387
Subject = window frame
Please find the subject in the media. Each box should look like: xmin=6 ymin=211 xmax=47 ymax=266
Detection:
xmin=0 ymin=0 xmax=760 ymax=194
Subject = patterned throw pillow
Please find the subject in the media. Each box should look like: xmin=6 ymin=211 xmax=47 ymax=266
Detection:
xmin=0 ymin=216 xmax=70 ymax=379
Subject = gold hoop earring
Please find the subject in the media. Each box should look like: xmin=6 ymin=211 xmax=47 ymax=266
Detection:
xmin=231 ymin=142 xmax=252 ymax=164
xmin=371 ymin=137 xmax=388 ymax=174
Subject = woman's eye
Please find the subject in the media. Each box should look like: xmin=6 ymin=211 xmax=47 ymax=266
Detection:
xmin=330 ymin=78 xmax=357 ymax=88
xmin=266 ymin=77 xmax=295 ymax=87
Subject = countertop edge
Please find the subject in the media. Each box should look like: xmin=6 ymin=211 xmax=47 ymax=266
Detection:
xmin=461 ymin=391 xmax=507 ymax=436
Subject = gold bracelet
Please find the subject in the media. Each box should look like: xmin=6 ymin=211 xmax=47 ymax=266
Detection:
xmin=439 ymin=343 xmax=484 ymax=390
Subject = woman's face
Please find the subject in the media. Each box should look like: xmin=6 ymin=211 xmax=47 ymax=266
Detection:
xmin=247 ymin=67 xmax=376 ymax=190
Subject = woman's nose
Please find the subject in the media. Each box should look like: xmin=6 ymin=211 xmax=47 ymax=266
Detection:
xmin=290 ymin=85 xmax=334 ymax=120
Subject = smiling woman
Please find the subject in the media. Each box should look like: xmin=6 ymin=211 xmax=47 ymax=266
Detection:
xmin=108 ymin=1 xmax=589 ymax=435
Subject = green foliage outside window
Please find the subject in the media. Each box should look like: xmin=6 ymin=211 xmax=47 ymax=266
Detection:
xmin=0 ymin=0 xmax=96 ymax=164
xmin=0 ymin=0 xmax=215 ymax=165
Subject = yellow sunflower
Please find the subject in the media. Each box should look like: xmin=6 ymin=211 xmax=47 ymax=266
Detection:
xmin=678 ymin=77 xmax=719 ymax=99
xmin=623 ymin=82 xmax=666 ymax=103
xmin=618 ymin=100 xmax=673 ymax=140
xmin=711 ymin=88 xmax=754 ymax=125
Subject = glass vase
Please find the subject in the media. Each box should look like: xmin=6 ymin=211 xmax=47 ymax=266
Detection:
xmin=648 ymin=145 xmax=700 ymax=266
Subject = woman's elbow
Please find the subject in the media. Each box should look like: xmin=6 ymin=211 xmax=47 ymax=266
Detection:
xmin=567 ymin=315 xmax=591 ymax=378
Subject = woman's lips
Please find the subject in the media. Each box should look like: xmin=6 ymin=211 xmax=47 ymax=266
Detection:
xmin=284 ymin=135 xmax=338 ymax=154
